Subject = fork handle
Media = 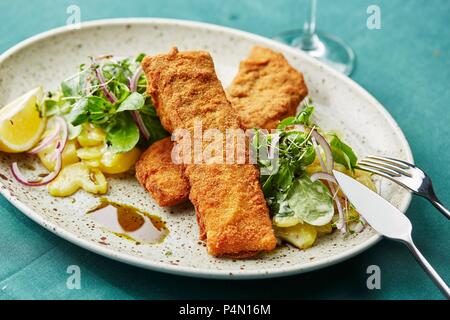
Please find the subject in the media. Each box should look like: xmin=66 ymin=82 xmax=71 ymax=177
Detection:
xmin=428 ymin=197 xmax=450 ymax=220
xmin=404 ymin=238 xmax=450 ymax=299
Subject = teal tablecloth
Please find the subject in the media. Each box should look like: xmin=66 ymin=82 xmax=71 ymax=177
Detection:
xmin=0 ymin=0 xmax=449 ymax=300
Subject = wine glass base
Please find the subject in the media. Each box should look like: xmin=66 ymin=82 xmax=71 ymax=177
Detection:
xmin=274 ymin=29 xmax=355 ymax=76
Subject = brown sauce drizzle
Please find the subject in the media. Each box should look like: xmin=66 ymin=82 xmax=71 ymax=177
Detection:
xmin=87 ymin=198 xmax=168 ymax=244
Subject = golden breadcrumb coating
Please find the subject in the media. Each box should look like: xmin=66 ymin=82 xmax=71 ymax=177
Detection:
xmin=135 ymin=137 xmax=190 ymax=207
xmin=228 ymin=46 xmax=308 ymax=129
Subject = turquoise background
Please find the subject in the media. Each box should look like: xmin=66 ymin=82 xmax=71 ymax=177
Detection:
xmin=0 ymin=0 xmax=449 ymax=300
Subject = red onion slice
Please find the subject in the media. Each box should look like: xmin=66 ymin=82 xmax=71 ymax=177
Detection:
xmin=311 ymin=138 xmax=345 ymax=232
xmin=128 ymin=67 xmax=149 ymax=140
xmin=27 ymin=121 xmax=61 ymax=155
xmin=131 ymin=111 xmax=150 ymax=140
xmin=309 ymin=170 xmax=346 ymax=232
xmin=333 ymin=189 xmax=346 ymax=233
xmin=129 ymin=67 xmax=143 ymax=92
xmin=311 ymin=129 xmax=333 ymax=172
xmin=55 ymin=116 xmax=68 ymax=153
xmin=27 ymin=116 xmax=68 ymax=155
xmin=95 ymin=67 xmax=117 ymax=104
xmin=310 ymin=172 xmax=338 ymax=184
xmin=11 ymin=149 xmax=62 ymax=187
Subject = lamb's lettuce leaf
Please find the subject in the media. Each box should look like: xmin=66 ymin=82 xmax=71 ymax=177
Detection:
xmin=117 ymin=92 xmax=145 ymax=112
xmin=329 ymin=134 xmax=358 ymax=170
xmin=105 ymin=112 xmax=140 ymax=153
xmin=286 ymin=175 xmax=334 ymax=226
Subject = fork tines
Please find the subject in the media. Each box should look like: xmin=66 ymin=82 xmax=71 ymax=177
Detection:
xmin=357 ymin=155 xmax=412 ymax=178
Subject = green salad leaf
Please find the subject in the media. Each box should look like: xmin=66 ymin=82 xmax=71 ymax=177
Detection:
xmin=286 ymin=175 xmax=334 ymax=226
xmin=117 ymin=92 xmax=145 ymax=112
xmin=67 ymin=96 xmax=116 ymax=126
xmin=41 ymin=54 xmax=169 ymax=153
xmin=105 ymin=112 xmax=140 ymax=153
xmin=135 ymin=53 xmax=146 ymax=63
xmin=277 ymin=100 xmax=314 ymax=130
xmin=296 ymin=103 xmax=314 ymax=126
xmin=42 ymin=98 xmax=59 ymax=117
xmin=271 ymin=175 xmax=334 ymax=228
xmin=140 ymin=102 xmax=169 ymax=144
xmin=66 ymin=98 xmax=89 ymax=126
xmin=61 ymin=68 xmax=90 ymax=99
xmin=329 ymin=134 xmax=358 ymax=170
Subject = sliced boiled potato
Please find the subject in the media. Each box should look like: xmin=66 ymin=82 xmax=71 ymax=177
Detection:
xmin=83 ymin=159 xmax=101 ymax=168
xmin=48 ymin=162 xmax=107 ymax=197
xmin=77 ymin=145 xmax=141 ymax=174
xmin=273 ymin=214 xmax=302 ymax=228
xmin=354 ymin=169 xmax=376 ymax=191
xmin=316 ymin=223 xmax=333 ymax=235
xmin=82 ymin=169 xmax=107 ymax=194
xmin=76 ymin=145 xmax=105 ymax=160
xmin=99 ymin=147 xmax=141 ymax=174
xmin=275 ymin=223 xmax=317 ymax=250
xmin=77 ymin=123 xmax=106 ymax=147
xmin=39 ymin=140 xmax=79 ymax=171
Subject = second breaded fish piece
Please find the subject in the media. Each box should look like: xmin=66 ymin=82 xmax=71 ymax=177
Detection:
xmin=228 ymin=46 xmax=308 ymax=130
xmin=135 ymin=137 xmax=190 ymax=207
xmin=136 ymin=46 xmax=308 ymax=207
xmin=141 ymin=48 xmax=276 ymax=257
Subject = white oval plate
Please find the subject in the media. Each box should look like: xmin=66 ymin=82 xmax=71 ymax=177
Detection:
xmin=0 ymin=18 xmax=413 ymax=279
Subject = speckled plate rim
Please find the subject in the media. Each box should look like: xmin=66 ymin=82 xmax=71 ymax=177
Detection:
xmin=0 ymin=18 xmax=413 ymax=280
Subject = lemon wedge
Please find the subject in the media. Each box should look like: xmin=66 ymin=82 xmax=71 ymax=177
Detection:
xmin=0 ymin=87 xmax=46 ymax=153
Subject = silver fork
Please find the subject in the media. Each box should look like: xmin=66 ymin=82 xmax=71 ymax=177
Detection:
xmin=357 ymin=155 xmax=450 ymax=220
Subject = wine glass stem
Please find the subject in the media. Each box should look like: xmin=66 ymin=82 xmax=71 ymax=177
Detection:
xmin=302 ymin=0 xmax=318 ymax=50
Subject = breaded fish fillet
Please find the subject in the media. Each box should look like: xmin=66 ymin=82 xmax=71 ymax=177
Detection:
xmin=144 ymin=49 xmax=238 ymax=133
xmin=136 ymin=46 xmax=308 ymax=207
xmin=135 ymin=137 xmax=190 ymax=207
xmin=141 ymin=48 xmax=276 ymax=257
xmin=228 ymin=46 xmax=308 ymax=130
